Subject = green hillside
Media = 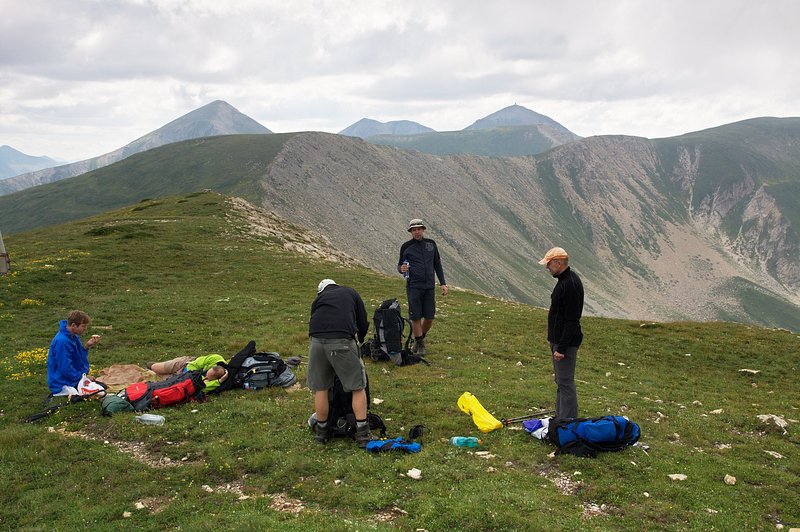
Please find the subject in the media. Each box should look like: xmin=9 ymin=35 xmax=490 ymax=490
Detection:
xmin=0 ymin=133 xmax=295 ymax=235
xmin=1 ymin=193 xmax=797 ymax=530
xmin=367 ymin=125 xmax=573 ymax=156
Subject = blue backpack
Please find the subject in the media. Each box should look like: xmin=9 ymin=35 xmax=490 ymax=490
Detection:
xmin=547 ymin=416 xmax=640 ymax=458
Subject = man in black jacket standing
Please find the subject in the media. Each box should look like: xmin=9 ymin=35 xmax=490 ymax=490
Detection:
xmin=307 ymin=279 xmax=372 ymax=447
xmin=538 ymin=247 xmax=584 ymax=419
xmin=398 ymin=219 xmax=448 ymax=356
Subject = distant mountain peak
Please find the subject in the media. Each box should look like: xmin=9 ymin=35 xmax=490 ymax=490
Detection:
xmin=0 ymin=100 xmax=271 ymax=194
xmin=339 ymin=118 xmax=435 ymax=139
xmin=464 ymin=104 xmax=569 ymax=132
xmin=0 ymin=145 xmax=60 ymax=180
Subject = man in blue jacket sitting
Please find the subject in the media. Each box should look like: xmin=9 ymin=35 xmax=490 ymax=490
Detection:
xmin=47 ymin=310 xmax=104 ymax=397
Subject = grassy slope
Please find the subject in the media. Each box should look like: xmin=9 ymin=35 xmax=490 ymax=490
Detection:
xmin=0 ymin=192 xmax=798 ymax=531
xmin=0 ymin=133 xmax=294 ymax=235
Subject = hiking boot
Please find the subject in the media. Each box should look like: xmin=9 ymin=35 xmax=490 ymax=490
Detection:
xmin=354 ymin=423 xmax=373 ymax=448
xmin=314 ymin=421 xmax=331 ymax=444
xmin=414 ymin=337 xmax=427 ymax=356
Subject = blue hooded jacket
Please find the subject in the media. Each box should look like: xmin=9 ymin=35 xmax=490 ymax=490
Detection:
xmin=47 ymin=319 xmax=90 ymax=393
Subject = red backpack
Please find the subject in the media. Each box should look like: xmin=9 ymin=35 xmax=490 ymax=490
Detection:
xmin=124 ymin=370 xmax=206 ymax=411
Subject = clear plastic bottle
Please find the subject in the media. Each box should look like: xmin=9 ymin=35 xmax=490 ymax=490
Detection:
xmin=402 ymin=259 xmax=410 ymax=280
xmin=135 ymin=414 xmax=165 ymax=425
xmin=244 ymin=382 xmax=257 ymax=391
xmin=450 ymin=436 xmax=481 ymax=447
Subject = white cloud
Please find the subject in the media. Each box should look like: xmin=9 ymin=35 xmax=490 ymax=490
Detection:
xmin=1 ymin=0 xmax=798 ymax=160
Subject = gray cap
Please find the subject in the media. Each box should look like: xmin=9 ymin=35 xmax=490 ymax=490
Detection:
xmin=408 ymin=218 xmax=426 ymax=232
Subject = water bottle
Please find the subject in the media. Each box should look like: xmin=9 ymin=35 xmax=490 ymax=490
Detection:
xmin=243 ymin=382 xmax=256 ymax=391
xmin=135 ymin=414 xmax=165 ymax=425
xmin=402 ymin=259 xmax=410 ymax=280
xmin=450 ymin=436 xmax=481 ymax=447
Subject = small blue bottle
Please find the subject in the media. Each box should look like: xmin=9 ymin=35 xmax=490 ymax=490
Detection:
xmin=450 ymin=436 xmax=481 ymax=447
xmin=402 ymin=259 xmax=410 ymax=280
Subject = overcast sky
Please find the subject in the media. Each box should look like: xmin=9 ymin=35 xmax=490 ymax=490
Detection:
xmin=2 ymin=0 xmax=798 ymax=161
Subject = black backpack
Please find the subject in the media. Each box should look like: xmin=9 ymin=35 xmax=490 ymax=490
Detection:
xmin=233 ymin=352 xmax=290 ymax=390
xmin=365 ymin=299 xmax=427 ymax=366
xmin=310 ymin=374 xmax=387 ymax=439
xmin=217 ymin=340 xmax=297 ymax=392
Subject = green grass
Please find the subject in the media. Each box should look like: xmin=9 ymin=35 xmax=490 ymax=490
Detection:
xmin=1 ymin=192 xmax=798 ymax=530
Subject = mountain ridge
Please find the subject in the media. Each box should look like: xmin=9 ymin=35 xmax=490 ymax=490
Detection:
xmin=0 ymin=100 xmax=270 ymax=195
xmin=0 ymin=145 xmax=60 ymax=180
xmin=0 ymin=117 xmax=796 ymax=330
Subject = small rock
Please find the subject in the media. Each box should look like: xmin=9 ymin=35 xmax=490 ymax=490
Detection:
xmin=605 ymin=372 xmax=612 ymax=377
xmin=724 ymin=474 xmax=736 ymax=485
xmin=668 ymin=474 xmax=687 ymax=481
xmin=643 ymin=492 xmax=650 ymax=498
xmin=516 ymin=361 xmax=523 ymax=366
xmin=407 ymin=468 xmax=422 ymax=480
xmin=202 ymin=484 xmax=214 ymax=493
xmin=334 ymin=479 xmax=343 ymax=486
xmin=134 ymin=502 xmax=146 ymax=510
xmin=738 ymin=368 xmax=760 ymax=375
xmin=764 ymin=450 xmax=784 ymax=459
xmin=692 ymin=400 xmax=703 ymax=406
xmin=372 ymin=398 xmax=384 ymax=405
xmin=487 ymin=467 xmax=498 ymax=473
xmin=706 ymin=508 xmax=719 ymax=514
xmin=710 ymin=409 xmax=724 ymax=414
xmin=123 ymin=511 xmax=132 ymax=518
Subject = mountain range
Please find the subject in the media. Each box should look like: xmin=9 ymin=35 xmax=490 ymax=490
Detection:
xmin=342 ymin=104 xmax=581 ymax=157
xmin=0 ymin=100 xmax=270 ymax=195
xmin=0 ymin=145 xmax=60 ymax=180
xmin=0 ymin=102 xmax=797 ymax=331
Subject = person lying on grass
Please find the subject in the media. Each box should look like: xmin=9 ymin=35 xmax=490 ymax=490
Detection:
xmin=148 ymin=354 xmax=228 ymax=392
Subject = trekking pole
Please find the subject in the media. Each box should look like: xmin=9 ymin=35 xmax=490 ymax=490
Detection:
xmin=501 ymin=409 xmax=555 ymax=426
xmin=23 ymin=388 xmax=107 ymax=423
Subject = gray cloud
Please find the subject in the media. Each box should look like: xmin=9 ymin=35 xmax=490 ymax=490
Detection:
xmin=1 ymin=0 xmax=798 ymax=160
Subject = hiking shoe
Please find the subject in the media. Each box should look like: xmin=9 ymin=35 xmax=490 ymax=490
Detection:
xmin=314 ymin=422 xmax=331 ymax=444
xmin=415 ymin=337 xmax=427 ymax=356
xmin=354 ymin=423 xmax=373 ymax=448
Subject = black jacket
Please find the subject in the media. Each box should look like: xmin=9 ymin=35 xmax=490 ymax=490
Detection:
xmin=309 ymin=285 xmax=369 ymax=342
xmin=547 ymin=267 xmax=584 ymax=348
xmin=398 ymin=237 xmax=446 ymax=289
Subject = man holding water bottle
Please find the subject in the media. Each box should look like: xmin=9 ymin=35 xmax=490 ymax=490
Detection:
xmin=398 ymin=219 xmax=448 ymax=356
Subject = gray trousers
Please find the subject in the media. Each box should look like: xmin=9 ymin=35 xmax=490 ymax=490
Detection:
xmin=551 ymin=344 xmax=579 ymax=418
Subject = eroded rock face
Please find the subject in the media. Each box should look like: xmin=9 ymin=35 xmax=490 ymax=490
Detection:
xmin=251 ymin=128 xmax=799 ymax=328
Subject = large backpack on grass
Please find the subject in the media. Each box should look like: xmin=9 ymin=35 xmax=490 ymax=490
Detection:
xmin=233 ymin=352 xmax=296 ymax=389
xmin=123 ymin=370 xmax=206 ymax=411
xmin=546 ymin=415 xmax=640 ymax=458
xmin=309 ymin=374 xmax=387 ymax=439
xmin=217 ymin=340 xmax=297 ymax=392
xmin=365 ymin=299 xmax=426 ymax=366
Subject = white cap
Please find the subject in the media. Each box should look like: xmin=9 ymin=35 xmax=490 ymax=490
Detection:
xmin=317 ymin=279 xmax=337 ymax=293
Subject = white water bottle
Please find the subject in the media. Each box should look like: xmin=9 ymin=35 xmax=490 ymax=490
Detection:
xmin=136 ymin=413 xmax=165 ymax=425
